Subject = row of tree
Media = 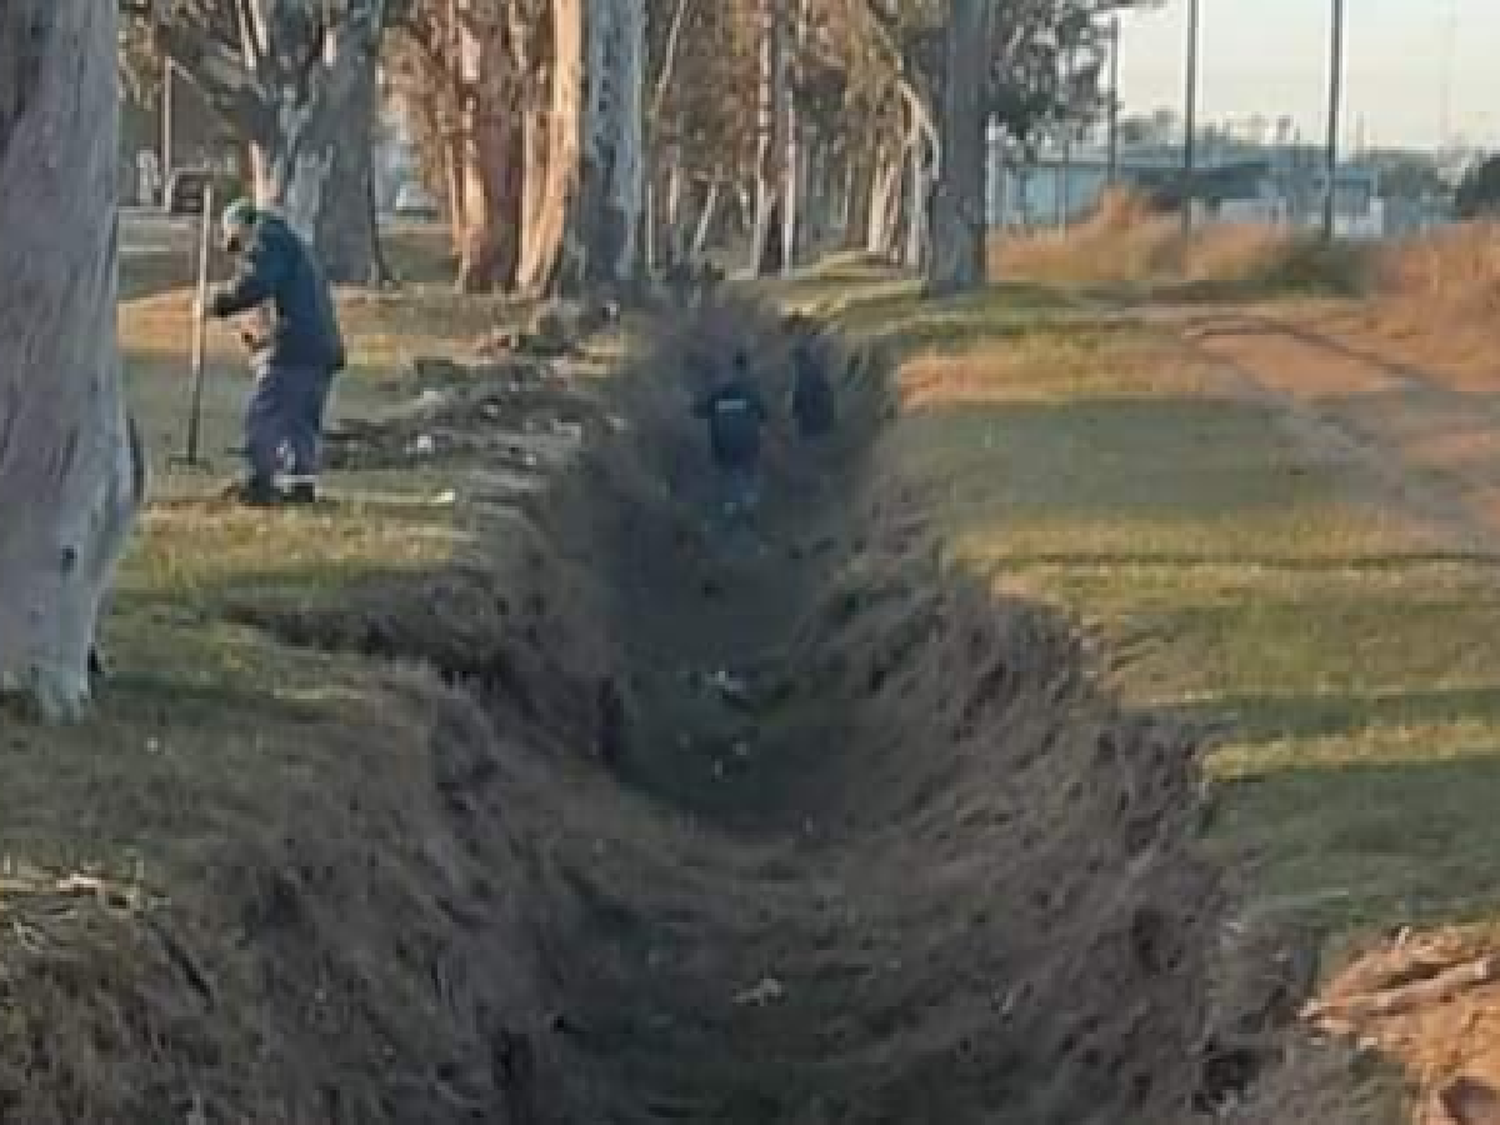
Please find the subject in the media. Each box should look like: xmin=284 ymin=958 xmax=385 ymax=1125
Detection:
xmin=0 ymin=0 xmax=1135 ymax=720
xmin=122 ymin=0 xmax=1138 ymax=294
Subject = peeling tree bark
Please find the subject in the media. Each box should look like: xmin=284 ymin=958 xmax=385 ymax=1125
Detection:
xmin=518 ymin=0 xmax=645 ymax=296
xmin=646 ymin=0 xmax=695 ymax=272
xmin=453 ymin=1 xmax=524 ymax=292
xmin=148 ymin=0 xmax=389 ymax=284
xmin=245 ymin=0 xmax=384 ymax=283
xmin=517 ymin=92 xmax=554 ymax=286
xmin=690 ymin=176 xmax=722 ymax=261
xmin=780 ymin=0 xmax=806 ymax=276
xmin=749 ymin=0 xmax=783 ymax=277
xmin=582 ymin=0 xmax=644 ymax=286
xmin=903 ymin=129 xmax=935 ymax=270
xmin=926 ymin=0 xmax=991 ymax=295
xmin=517 ymin=0 xmax=584 ymax=293
xmin=248 ymin=52 xmax=379 ymax=283
xmin=867 ymin=140 xmax=903 ymax=259
xmin=844 ymin=150 xmax=874 ymax=251
xmin=0 ymin=1 xmax=143 ymax=720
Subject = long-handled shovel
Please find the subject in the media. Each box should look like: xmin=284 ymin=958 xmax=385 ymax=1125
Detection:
xmin=171 ymin=183 xmax=215 ymax=471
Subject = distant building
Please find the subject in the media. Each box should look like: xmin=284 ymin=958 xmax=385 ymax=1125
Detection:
xmin=987 ymin=130 xmax=1450 ymax=241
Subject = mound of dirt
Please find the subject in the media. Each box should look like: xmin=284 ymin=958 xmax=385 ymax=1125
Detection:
xmin=325 ymin=355 xmax=605 ymax=472
xmin=6 ymin=294 xmax=1357 ymax=1122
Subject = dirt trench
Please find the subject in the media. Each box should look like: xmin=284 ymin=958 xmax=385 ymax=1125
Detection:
xmin=303 ymin=297 xmax=1308 ymax=1125
xmin=1 ymin=300 xmax=1360 ymax=1123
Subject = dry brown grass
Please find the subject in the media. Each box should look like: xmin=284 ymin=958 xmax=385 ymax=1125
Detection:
xmin=1376 ymin=221 xmax=1500 ymax=312
xmin=991 ymin=189 xmax=1368 ymax=297
xmin=1238 ymin=221 xmax=1500 ymax=394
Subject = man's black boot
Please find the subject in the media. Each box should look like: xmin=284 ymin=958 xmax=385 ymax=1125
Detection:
xmin=286 ymin=482 xmax=318 ymax=505
xmin=226 ymin=477 xmax=283 ymax=507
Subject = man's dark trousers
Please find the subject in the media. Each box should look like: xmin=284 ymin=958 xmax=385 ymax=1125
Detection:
xmin=245 ymin=364 xmax=333 ymax=487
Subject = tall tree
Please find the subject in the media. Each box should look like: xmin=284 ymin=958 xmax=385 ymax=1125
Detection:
xmin=645 ymin=0 xmax=759 ymax=265
xmin=0 ymin=1 xmax=143 ymax=719
xmin=519 ymin=0 xmax=646 ymax=295
xmin=749 ymin=0 xmax=786 ymax=275
xmin=129 ymin=0 xmax=398 ymax=283
xmin=927 ymin=0 xmax=988 ymax=292
xmin=391 ymin=0 xmax=536 ymax=291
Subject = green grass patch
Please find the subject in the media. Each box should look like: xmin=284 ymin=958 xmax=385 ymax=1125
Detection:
xmin=876 ymin=287 xmax=1500 ymax=942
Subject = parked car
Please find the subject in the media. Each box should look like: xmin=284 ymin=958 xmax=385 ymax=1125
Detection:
xmin=164 ymin=168 xmax=219 ymax=216
xmin=393 ymin=182 xmax=441 ymax=220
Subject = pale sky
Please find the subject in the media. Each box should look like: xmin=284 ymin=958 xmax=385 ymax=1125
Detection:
xmin=1119 ymin=0 xmax=1500 ymax=150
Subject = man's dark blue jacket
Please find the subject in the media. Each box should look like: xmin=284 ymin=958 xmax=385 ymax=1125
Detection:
xmin=210 ymin=214 xmax=346 ymax=373
xmin=693 ymin=378 xmax=768 ymax=467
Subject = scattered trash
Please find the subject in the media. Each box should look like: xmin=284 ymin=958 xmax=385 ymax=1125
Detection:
xmin=504 ymin=447 xmax=540 ymax=469
xmin=702 ymin=669 xmax=749 ymax=706
xmin=733 ymin=977 xmax=785 ymax=1007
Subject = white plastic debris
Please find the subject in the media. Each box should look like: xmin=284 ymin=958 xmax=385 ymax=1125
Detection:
xmin=707 ymin=670 xmax=745 ymax=695
xmin=733 ymin=977 xmax=786 ymax=1007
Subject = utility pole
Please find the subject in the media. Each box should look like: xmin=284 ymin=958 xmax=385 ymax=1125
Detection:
xmin=1059 ymin=47 xmax=1074 ymax=229
xmin=1322 ymin=0 xmax=1345 ymax=241
xmin=162 ymin=57 xmax=177 ymax=194
xmin=1439 ymin=1 xmax=1457 ymax=147
xmin=1182 ymin=0 xmax=1200 ymax=232
xmin=1106 ymin=14 xmax=1122 ymax=187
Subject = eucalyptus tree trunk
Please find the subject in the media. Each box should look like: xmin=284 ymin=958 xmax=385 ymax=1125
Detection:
xmin=0 ymin=1 xmax=144 ymax=720
xmin=582 ymin=0 xmax=645 ymax=285
xmin=519 ymin=0 xmax=645 ymax=295
xmin=691 ymin=177 xmax=723 ymax=261
xmin=453 ymin=1 xmax=524 ymax=292
xmin=780 ymin=0 xmax=808 ymax=275
xmin=904 ymin=131 xmax=935 ymax=270
xmin=927 ymin=0 xmax=991 ymax=294
xmin=845 ymin=150 xmax=874 ymax=250
xmin=867 ymin=141 xmax=903 ymax=259
xmin=750 ymin=0 xmax=784 ymax=276
xmin=148 ymin=0 xmax=388 ymax=283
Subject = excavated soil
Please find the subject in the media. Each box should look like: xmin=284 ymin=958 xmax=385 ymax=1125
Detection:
xmin=0 ymin=298 xmax=1351 ymax=1122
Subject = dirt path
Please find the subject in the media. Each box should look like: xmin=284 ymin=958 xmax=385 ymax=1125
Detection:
xmin=1172 ymin=308 xmax=1500 ymax=558
xmin=1149 ymin=304 xmax=1500 ymax=1124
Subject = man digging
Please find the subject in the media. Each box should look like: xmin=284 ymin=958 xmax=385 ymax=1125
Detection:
xmin=203 ymin=199 xmax=346 ymax=507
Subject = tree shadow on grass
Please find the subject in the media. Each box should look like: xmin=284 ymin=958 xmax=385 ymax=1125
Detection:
xmin=1171 ymin=684 xmax=1500 ymax=750
xmin=1210 ymin=754 xmax=1500 ymax=934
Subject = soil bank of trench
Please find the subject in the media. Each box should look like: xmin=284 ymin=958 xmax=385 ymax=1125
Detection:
xmin=7 ymin=299 xmax=1364 ymax=1123
xmin=379 ymin=297 xmax=1335 ymax=1125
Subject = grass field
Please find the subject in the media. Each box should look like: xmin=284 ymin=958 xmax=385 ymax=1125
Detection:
xmin=772 ymin=262 xmax=1500 ymax=953
xmin=8 ymin=238 xmax=508 ymax=876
